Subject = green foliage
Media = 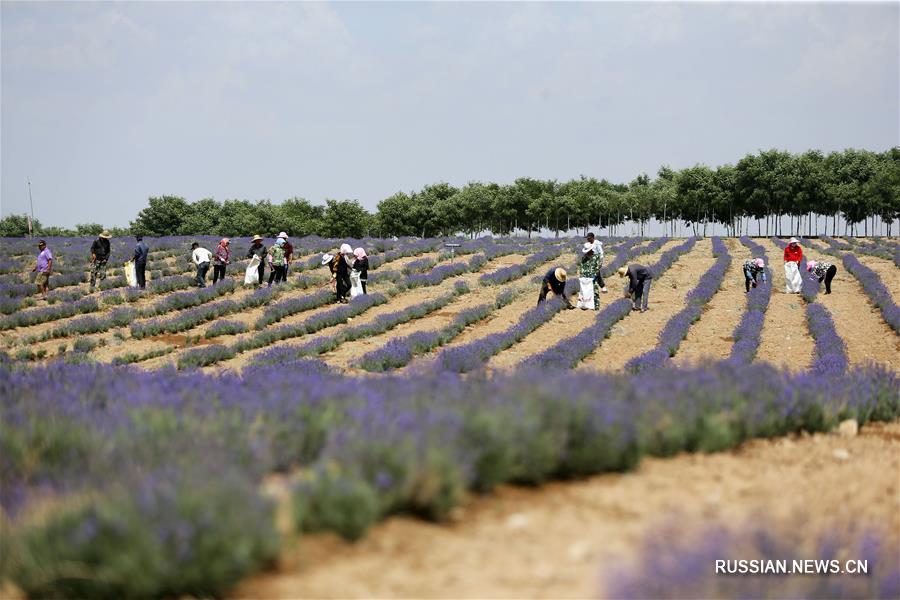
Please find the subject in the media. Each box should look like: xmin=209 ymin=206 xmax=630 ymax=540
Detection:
xmin=0 ymin=214 xmax=41 ymax=237
xmin=293 ymin=467 xmax=381 ymax=541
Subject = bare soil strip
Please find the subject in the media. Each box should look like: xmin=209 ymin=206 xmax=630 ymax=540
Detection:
xmin=575 ymin=239 xmax=717 ymax=373
xmin=201 ymin=250 xmax=552 ymax=374
xmin=235 ymin=420 xmax=900 ymax=600
xmin=753 ymin=238 xmax=815 ymax=371
xmin=672 ymin=238 xmax=752 ymax=366
xmin=317 ymin=254 xmax=529 ymax=368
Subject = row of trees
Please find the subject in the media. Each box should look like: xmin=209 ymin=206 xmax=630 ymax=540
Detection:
xmin=2 ymin=148 xmax=897 ymax=239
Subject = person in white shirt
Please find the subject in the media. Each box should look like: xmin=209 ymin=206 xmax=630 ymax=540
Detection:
xmin=586 ymin=232 xmax=608 ymax=293
xmin=191 ymin=242 xmax=214 ymax=288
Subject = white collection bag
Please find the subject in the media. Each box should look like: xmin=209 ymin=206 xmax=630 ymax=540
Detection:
xmin=349 ymin=270 xmax=364 ymax=298
xmin=576 ymin=277 xmax=596 ymax=310
xmin=784 ymin=261 xmax=802 ymax=293
xmin=124 ymin=260 xmax=138 ymax=287
xmin=244 ymin=255 xmax=261 ymax=286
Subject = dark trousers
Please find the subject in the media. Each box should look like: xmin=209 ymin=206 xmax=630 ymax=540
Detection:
xmin=361 ymin=279 xmax=367 ymax=294
xmin=822 ymin=265 xmax=837 ymax=294
xmin=336 ymin=274 xmax=351 ymax=301
xmin=212 ymin=264 xmax=226 ymax=284
xmin=593 ymin=272 xmax=606 ymax=289
xmin=135 ymin=261 xmax=146 ymax=289
xmin=196 ymin=262 xmax=210 ymax=287
xmin=256 ymin=263 xmax=266 ymax=286
xmin=268 ymin=265 xmax=287 ymax=286
xmin=538 ymin=281 xmax=567 ymax=306
xmin=743 ymin=267 xmax=761 ymax=292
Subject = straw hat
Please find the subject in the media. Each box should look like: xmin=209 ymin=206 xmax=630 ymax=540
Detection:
xmin=617 ymin=267 xmax=628 ymax=277
xmin=789 ymin=237 xmax=799 ymax=244
xmin=321 ymin=253 xmax=335 ymax=266
xmin=251 ymin=235 xmax=263 ymax=242
xmin=754 ymin=258 xmax=764 ymax=268
xmin=806 ymin=260 xmax=817 ymax=272
xmin=554 ymin=267 xmax=567 ymax=282
xmin=99 ymin=230 xmax=111 ymax=239
xmin=582 ymin=242 xmax=594 ymax=254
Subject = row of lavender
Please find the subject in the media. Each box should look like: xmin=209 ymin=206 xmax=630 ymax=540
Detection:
xmin=771 ymin=237 xmax=849 ymax=374
xmin=2 ymin=359 xmax=897 ymax=597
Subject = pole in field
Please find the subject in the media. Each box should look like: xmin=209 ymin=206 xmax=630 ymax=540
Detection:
xmin=27 ymin=178 xmax=35 ymax=238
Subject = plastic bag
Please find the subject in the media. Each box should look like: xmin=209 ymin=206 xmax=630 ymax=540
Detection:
xmin=576 ymin=277 xmax=596 ymax=310
xmin=124 ymin=260 xmax=138 ymax=287
xmin=244 ymin=255 xmax=261 ymax=286
xmin=784 ymin=261 xmax=802 ymax=293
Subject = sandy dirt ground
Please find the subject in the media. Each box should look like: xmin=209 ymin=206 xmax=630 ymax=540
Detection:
xmin=317 ymin=255 xmax=530 ymax=369
xmin=235 ymin=420 xmax=900 ymax=599
xmin=752 ymin=238 xmax=815 ymax=371
xmin=95 ymin=251 xmax=445 ymax=368
xmin=575 ymin=239 xmax=717 ymax=372
xmin=202 ymin=249 xmax=553 ymax=374
xmin=672 ymin=238 xmax=752 ymax=367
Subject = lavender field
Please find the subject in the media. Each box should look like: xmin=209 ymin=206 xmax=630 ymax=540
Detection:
xmin=1 ymin=234 xmax=898 ymax=599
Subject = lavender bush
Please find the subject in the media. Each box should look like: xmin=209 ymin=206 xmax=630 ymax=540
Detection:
xmin=806 ymin=302 xmax=850 ymax=375
xmin=729 ymin=237 xmax=772 ymax=363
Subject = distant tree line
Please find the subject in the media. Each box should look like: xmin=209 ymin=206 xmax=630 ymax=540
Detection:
xmin=2 ymin=147 xmax=897 ymax=238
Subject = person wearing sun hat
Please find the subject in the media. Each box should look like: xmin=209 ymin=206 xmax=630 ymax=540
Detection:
xmin=783 ymin=237 xmax=803 ymax=294
xmin=245 ymin=234 xmax=268 ymax=286
xmin=618 ymin=263 xmax=653 ymax=312
xmin=576 ymin=242 xmax=601 ymax=310
xmin=89 ymin=230 xmax=112 ymax=292
xmin=742 ymin=257 xmax=767 ymax=292
xmin=806 ymin=259 xmax=837 ymax=294
xmin=277 ymin=232 xmax=294 ymax=275
xmin=332 ymin=243 xmax=353 ymax=303
xmin=538 ymin=266 xmax=572 ymax=308
xmin=33 ymin=239 xmax=53 ymax=300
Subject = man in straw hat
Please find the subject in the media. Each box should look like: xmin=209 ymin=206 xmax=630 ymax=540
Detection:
xmin=246 ymin=235 xmax=268 ymax=286
xmin=89 ymin=230 xmax=112 ymax=292
xmin=538 ymin=266 xmax=573 ymax=308
xmin=618 ymin=263 xmax=653 ymax=312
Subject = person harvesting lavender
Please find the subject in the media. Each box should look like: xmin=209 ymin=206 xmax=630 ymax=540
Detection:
xmin=352 ymin=247 xmax=369 ymax=295
xmin=743 ymin=257 xmax=767 ymax=292
xmin=577 ymin=243 xmax=601 ymax=310
xmin=267 ymin=237 xmax=288 ymax=286
xmin=32 ymin=239 xmax=53 ymax=300
xmin=586 ymin=232 xmax=608 ymax=293
xmin=88 ymin=230 xmax=111 ymax=292
xmin=806 ymin=260 xmax=838 ymax=294
xmin=783 ymin=237 xmax=803 ymax=294
xmin=246 ymin=235 xmax=267 ymax=286
xmin=538 ymin=267 xmax=572 ymax=308
xmin=191 ymin=242 xmax=213 ymax=288
xmin=618 ymin=264 xmax=652 ymax=312
xmin=133 ymin=235 xmax=149 ymax=289
xmin=212 ymin=238 xmax=230 ymax=285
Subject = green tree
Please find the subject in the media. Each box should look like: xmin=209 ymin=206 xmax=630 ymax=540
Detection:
xmin=278 ymin=197 xmax=325 ymax=237
xmin=320 ymin=199 xmax=371 ymax=239
xmin=375 ymin=192 xmax=417 ymax=237
xmin=0 ymin=214 xmax=41 ymax=237
xmin=130 ymin=196 xmax=192 ymax=236
xmin=178 ymin=198 xmax=220 ymax=235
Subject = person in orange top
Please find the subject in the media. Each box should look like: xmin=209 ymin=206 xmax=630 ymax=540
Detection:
xmin=783 ymin=237 xmax=803 ymax=293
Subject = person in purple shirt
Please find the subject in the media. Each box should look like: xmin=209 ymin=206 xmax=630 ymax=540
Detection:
xmin=32 ymin=239 xmax=53 ymax=300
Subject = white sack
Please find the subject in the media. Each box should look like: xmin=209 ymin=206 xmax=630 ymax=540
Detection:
xmin=244 ymin=255 xmax=261 ymax=286
xmin=349 ymin=270 xmax=364 ymax=298
xmin=124 ymin=260 xmax=138 ymax=288
xmin=576 ymin=277 xmax=596 ymax=310
xmin=784 ymin=261 xmax=802 ymax=293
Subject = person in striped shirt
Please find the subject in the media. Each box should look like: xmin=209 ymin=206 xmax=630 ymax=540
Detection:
xmin=806 ymin=260 xmax=837 ymax=294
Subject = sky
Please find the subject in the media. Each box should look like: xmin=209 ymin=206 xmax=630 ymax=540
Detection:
xmin=1 ymin=1 xmax=898 ymax=229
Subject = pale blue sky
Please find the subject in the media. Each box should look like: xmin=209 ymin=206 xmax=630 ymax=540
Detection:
xmin=2 ymin=1 xmax=897 ymax=228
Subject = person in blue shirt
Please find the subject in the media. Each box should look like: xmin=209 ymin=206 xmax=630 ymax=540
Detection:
xmin=133 ymin=235 xmax=150 ymax=289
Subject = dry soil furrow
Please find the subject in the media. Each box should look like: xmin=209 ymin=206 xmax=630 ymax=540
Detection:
xmin=95 ymin=251 xmax=444 ymax=366
xmin=235 ymin=421 xmax=900 ymax=600
xmin=575 ymin=239 xmax=716 ymax=372
xmin=752 ymin=238 xmax=815 ymax=371
xmin=671 ymin=238 xmax=752 ymax=366
xmin=197 ymin=251 xmax=540 ymax=373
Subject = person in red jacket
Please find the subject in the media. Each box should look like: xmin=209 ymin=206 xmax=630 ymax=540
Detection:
xmin=783 ymin=237 xmax=803 ymax=293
